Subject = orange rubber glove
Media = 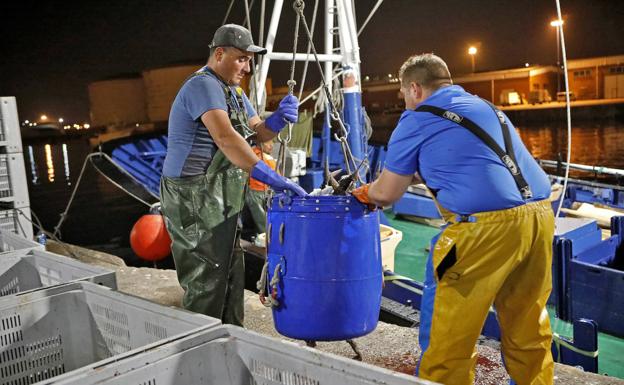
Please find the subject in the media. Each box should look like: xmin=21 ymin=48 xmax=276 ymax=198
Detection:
xmin=352 ymin=184 xmax=376 ymax=210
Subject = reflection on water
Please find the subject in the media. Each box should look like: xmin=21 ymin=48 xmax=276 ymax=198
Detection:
xmin=27 ymin=145 xmax=38 ymax=184
xmin=44 ymin=144 xmax=54 ymax=182
xmin=518 ymin=124 xmax=624 ymax=169
xmin=62 ymin=143 xmax=70 ymax=185
xmin=24 ymin=138 xmax=150 ymax=265
xmin=517 ymin=122 xmax=624 ymax=181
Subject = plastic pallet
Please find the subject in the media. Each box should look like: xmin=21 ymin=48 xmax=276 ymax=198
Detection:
xmin=49 ymin=325 xmax=430 ymax=385
xmin=0 ymin=281 xmax=220 ymax=385
xmin=0 ymin=248 xmax=116 ymax=297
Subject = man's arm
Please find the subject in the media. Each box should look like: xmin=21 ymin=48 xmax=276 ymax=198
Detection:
xmin=367 ymin=169 xmax=414 ymax=207
xmin=249 ymin=115 xmax=278 ymax=142
xmin=201 ymin=109 xmax=259 ymax=172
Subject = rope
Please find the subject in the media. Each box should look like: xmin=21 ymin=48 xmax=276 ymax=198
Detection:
xmin=257 ymin=261 xmax=281 ymax=307
xmin=293 ymin=1 xmax=357 ymax=176
xmin=552 ymin=332 xmax=599 ymax=359
xmin=297 ymin=0 xmax=320 ymax=102
xmin=89 ymin=153 xmax=155 ymax=206
xmin=13 ymin=207 xmax=81 ymax=260
xmin=276 ymin=0 xmax=305 ymax=175
xmin=554 ymin=0 xmax=572 ymax=219
xmin=53 ymin=152 xmax=153 ymax=239
xmin=357 ymin=0 xmax=384 ymax=36
xmin=52 ymin=150 xmax=93 ymax=238
xmin=222 ymin=0 xmax=235 ymax=25
xmin=303 ymin=69 xmax=346 ymax=108
xmin=243 ymin=0 xmax=260 ymax=113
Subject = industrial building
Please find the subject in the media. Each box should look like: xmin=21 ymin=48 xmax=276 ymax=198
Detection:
xmin=361 ymin=54 xmax=624 ymax=112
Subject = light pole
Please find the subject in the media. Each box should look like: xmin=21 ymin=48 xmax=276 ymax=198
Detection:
xmin=468 ymin=46 xmax=477 ymax=73
xmin=550 ymin=19 xmax=564 ymax=93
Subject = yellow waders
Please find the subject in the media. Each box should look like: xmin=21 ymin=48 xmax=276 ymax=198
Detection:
xmin=417 ymin=200 xmax=555 ymax=385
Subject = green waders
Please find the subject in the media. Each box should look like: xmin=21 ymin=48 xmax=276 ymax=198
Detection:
xmin=245 ymin=188 xmax=267 ymax=234
xmin=160 ymin=71 xmax=254 ymax=326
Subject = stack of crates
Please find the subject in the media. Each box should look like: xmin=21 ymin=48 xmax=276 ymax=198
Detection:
xmin=0 ymin=281 xmax=221 ymax=384
xmin=44 ymin=324 xmax=425 ymax=385
xmin=0 ymin=247 xmax=117 ymax=297
xmin=552 ymin=216 xmax=624 ymax=337
xmin=0 ymin=227 xmax=42 ymax=254
xmin=0 ymin=236 xmax=428 ymax=385
xmin=0 ymin=97 xmax=33 ymax=239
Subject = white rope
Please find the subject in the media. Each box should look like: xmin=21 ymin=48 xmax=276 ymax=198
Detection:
xmin=357 ymin=0 xmax=384 ymax=36
xmin=554 ymin=0 xmax=572 ymax=219
xmin=53 ymin=152 xmax=154 ymax=239
xmin=13 ymin=207 xmax=81 ymax=259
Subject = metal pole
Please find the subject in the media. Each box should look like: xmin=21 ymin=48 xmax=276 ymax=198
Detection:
xmin=471 ymin=55 xmax=475 ymax=73
xmin=255 ymin=0 xmax=284 ymax=108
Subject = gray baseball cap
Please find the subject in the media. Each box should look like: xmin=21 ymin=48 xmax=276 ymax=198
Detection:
xmin=209 ymin=24 xmax=267 ymax=54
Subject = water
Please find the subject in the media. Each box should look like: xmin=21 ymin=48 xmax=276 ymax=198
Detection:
xmin=22 ymin=121 xmax=624 ymax=265
xmin=23 ymin=136 xmax=157 ymax=266
xmin=517 ymin=122 xmax=624 ymax=183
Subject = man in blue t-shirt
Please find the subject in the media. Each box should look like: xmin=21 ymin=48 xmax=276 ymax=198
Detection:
xmin=353 ymin=54 xmax=555 ymax=384
xmin=160 ymin=24 xmax=305 ymax=326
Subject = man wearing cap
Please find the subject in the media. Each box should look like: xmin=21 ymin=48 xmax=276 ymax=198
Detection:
xmin=160 ymin=24 xmax=306 ymax=326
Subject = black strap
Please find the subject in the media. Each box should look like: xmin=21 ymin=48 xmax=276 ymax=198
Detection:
xmin=414 ymin=102 xmax=533 ymax=200
xmin=187 ymin=68 xmax=248 ymax=118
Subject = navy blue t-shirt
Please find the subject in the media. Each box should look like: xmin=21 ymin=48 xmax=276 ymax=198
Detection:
xmin=162 ymin=67 xmax=257 ymax=177
xmin=384 ymin=85 xmax=550 ymax=215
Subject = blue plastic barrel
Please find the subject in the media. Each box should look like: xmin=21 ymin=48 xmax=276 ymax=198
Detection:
xmin=266 ymin=194 xmax=382 ymax=341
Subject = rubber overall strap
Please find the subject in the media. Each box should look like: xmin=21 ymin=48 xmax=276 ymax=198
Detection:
xmin=190 ymin=68 xmax=250 ymax=121
xmin=414 ymin=104 xmax=533 ymax=200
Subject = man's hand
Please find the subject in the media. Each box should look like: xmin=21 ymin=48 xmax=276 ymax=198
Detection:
xmin=264 ymin=94 xmax=299 ymax=133
xmin=251 ymin=161 xmax=307 ymax=196
xmin=352 ymin=184 xmax=376 ymax=210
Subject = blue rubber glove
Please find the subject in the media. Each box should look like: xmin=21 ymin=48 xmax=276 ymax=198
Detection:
xmin=264 ymin=94 xmax=299 ymax=133
xmin=251 ymin=161 xmax=307 ymax=196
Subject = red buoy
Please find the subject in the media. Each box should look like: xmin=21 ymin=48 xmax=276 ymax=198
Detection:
xmin=130 ymin=213 xmax=171 ymax=262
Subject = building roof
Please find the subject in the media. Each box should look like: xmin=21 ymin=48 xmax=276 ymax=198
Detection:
xmin=454 ymin=66 xmax=559 ymax=84
xmin=566 ymin=55 xmax=624 ymax=69
xmin=453 ymin=55 xmax=624 ymax=83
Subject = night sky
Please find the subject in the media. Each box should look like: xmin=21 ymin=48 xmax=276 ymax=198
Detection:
xmin=1 ymin=0 xmax=623 ymax=123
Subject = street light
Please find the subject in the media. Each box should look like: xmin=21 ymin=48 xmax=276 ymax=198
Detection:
xmin=550 ymin=19 xmax=564 ymax=93
xmin=468 ymin=46 xmax=477 ymax=73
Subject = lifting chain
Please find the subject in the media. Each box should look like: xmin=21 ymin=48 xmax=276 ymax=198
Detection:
xmin=292 ymin=0 xmax=361 ymax=183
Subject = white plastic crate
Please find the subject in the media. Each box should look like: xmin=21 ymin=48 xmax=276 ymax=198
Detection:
xmin=0 ymin=281 xmax=221 ymax=385
xmin=0 ymin=153 xmax=29 ymax=205
xmin=0 ymin=248 xmax=116 ymax=297
xmin=0 ymin=97 xmax=24 ymax=153
xmin=0 ymin=206 xmax=33 ymax=240
xmin=50 ymin=325 xmax=433 ymax=385
xmin=0 ymin=228 xmax=42 ymax=254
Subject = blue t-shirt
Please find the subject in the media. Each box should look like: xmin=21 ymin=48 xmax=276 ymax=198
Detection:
xmin=384 ymin=85 xmax=550 ymax=215
xmin=162 ymin=67 xmax=257 ymax=177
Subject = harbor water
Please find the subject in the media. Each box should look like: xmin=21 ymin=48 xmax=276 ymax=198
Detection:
xmin=22 ymin=121 xmax=624 ymax=265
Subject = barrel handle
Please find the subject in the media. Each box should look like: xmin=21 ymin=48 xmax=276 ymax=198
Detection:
xmin=279 ymin=223 xmax=285 ymax=244
xmin=257 ymin=255 xmax=284 ymax=308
